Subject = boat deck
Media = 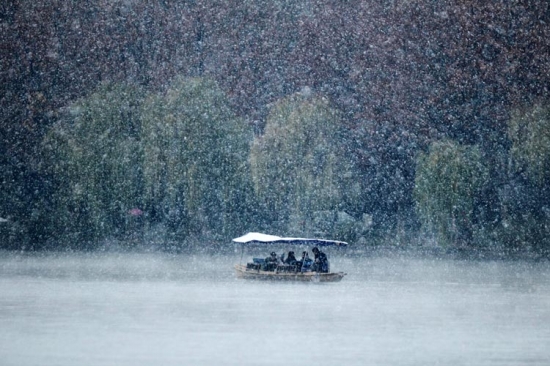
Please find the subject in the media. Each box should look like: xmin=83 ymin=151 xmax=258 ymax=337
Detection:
xmin=234 ymin=264 xmax=346 ymax=282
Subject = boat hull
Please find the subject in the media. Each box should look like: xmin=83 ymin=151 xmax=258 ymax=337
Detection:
xmin=234 ymin=264 xmax=346 ymax=282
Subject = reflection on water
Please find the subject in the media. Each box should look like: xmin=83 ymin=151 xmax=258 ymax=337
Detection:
xmin=1 ymin=251 xmax=549 ymax=366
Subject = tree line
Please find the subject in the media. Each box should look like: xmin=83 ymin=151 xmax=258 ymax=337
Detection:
xmin=1 ymin=0 xmax=549 ymax=254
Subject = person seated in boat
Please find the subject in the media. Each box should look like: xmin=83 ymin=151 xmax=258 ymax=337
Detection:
xmin=284 ymin=251 xmax=297 ymax=266
xmin=262 ymin=251 xmax=279 ymax=271
xmin=299 ymin=251 xmax=313 ymax=272
xmin=311 ymin=247 xmax=329 ymax=273
xmin=296 ymin=251 xmax=305 ymax=267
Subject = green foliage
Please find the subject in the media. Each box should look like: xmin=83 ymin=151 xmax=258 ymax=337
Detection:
xmin=141 ymin=77 xmax=253 ymax=240
xmin=42 ymin=83 xmax=145 ymax=244
xmin=414 ymin=140 xmax=488 ymax=247
xmin=508 ymin=104 xmax=550 ymax=186
xmin=250 ymin=92 xmax=358 ymax=234
xmin=495 ymin=208 xmax=550 ymax=255
xmin=41 ymin=77 xmax=254 ymax=247
xmin=496 ymin=104 xmax=550 ymax=254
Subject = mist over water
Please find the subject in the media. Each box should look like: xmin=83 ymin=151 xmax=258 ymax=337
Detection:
xmin=1 ymin=251 xmax=549 ymax=366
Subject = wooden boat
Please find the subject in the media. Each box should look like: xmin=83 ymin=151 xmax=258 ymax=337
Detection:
xmin=234 ymin=264 xmax=346 ymax=282
xmin=232 ymin=232 xmax=348 ymax=282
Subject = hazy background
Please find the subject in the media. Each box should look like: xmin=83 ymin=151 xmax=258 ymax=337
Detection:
xmin=3 ymin=3 xmax=550 ymax=365
xmin=2 ymin=1 xmax=550 ymax=256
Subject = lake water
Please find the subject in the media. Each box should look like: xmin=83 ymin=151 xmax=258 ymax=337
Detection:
xmin=1 ymin=250 xmax=550 ymax=365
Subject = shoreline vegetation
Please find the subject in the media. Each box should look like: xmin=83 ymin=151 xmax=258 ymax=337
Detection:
xmin=2 ymin=236 xmax=548 ymax=262
xmin=2 ymin=2 xmax=549 ymax=257
xmin=1 ymin=82 xmax=549 ymax=258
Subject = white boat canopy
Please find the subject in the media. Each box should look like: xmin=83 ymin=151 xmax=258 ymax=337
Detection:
xmin=232 ymin=232 xmax=348 ymax=247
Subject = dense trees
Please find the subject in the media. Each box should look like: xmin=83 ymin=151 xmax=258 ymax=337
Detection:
xmin=508 ymin=105 xmax=550 ymax=187
xmin=498 ymin=105 xmax=550 ymax=253
xmin=41 ymin=83 xmax=145 ymax=245
xmin=37 ymin=78 xmax=254 ymax=248
xmin=1 ymin=0 xmax=550 ymax=253
xmin=141 ymin=77 xmax=253 ymax=241
xmin=250 ymin=91 xmax=361 ymax=238
xmin=414 ymin=141 xmax=488 ymax=247
xmin=414 ymin=106 xmax=550 ymax=254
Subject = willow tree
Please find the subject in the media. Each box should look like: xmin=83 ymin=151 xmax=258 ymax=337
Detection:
xmin=501 ymin=104 xmax=550 ymax=252
xmin=141 ymin=77 xmax=253 ymax=240
xmin=250 ymin=91 xmax=358 ymax=235
xmin=414 ymin=140 xmax=488 ymax=247
xmin=508 ymin=104 xmax=550 ymax=186
xmin=42 ymin=83 xmax=144 ymax=244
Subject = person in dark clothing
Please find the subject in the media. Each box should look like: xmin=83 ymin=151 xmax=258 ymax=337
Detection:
xmin=265 ymin=251 xmax=278 ymax=262
xmin=311 ymin=247 xmax=329 ymax=273
xmin=299 ymin=251 xmax=313 ymax=272
xmin=284 ymin=251 xmax=297 ymax=265
xmin=263 ymin=251 xmax=279 ymax=271
xmin=295 ymin=251 xmax=303 ymax=270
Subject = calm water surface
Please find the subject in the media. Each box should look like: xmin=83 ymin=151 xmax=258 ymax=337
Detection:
xmin=1 ymin=251 xmax=549 ymax=365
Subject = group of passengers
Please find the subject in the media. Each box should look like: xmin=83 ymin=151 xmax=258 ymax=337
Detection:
xmin=262 ymin=247 xmax=329 ymax=273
